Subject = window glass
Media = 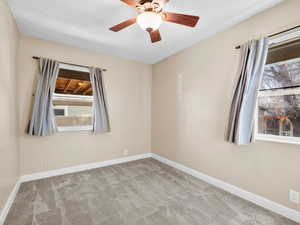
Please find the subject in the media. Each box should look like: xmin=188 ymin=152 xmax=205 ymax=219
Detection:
xmin=54 ymin=105 xmax=92 ymax=127
xmin=53 ymin=68 xmax=93 ymax=130
xmin=54 ymin=108 xmax=66 ymax=116
xmin=261 ymin=58 xmax=300 ymax=90
xmin=257 ymin=94 xmax=300 ymax=137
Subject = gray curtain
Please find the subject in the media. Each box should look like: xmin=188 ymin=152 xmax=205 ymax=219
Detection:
xmin=225 ymin=37 xmax=269 ymax=145
xmin=28 ymin=58 xmax=59 ymax=136
xmin=89 ymin=67 xmax=110 ymax=133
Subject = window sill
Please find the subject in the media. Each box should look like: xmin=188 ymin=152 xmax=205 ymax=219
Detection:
xmin=57 ymin=126 xmax=92 ymax=133
xmin=255 ymin=134 xmax=300 ymax=145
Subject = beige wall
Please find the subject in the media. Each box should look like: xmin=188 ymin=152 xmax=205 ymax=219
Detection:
xmin=18 ymin=36 xmax=152 ymax=175
xmin=0 ymin=0 xmax=20 ymax=208
xmin=2 ymin=0 xmax=300 ymax=214
xmin=152 ymin=0 xmax=300 ymax=212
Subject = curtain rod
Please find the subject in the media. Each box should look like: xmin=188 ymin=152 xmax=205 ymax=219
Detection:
xmin=235 ymin=25 xmax=300 ymax=49
xmin=32 ymin=56 xmax=107 ymax=72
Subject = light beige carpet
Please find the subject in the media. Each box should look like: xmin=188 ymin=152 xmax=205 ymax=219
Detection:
xmin=4 ymin=158 xmax=299 ymax=225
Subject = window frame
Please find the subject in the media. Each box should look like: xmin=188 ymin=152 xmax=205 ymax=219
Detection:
xmin=54 ymin=63 xmax=93 ymax=133
xmin=254 ymin=33 xmax=300 ymax=145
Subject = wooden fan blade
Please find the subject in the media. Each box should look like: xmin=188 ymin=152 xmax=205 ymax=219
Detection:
xmin=147 ymin=29 xmax=162 ymax=43
xmin=163 ymin=12 xmax=199 ymax=27
xmin=120 ymin=0 xmax=137 ymax=7
xmin=109 ymin=18 xmax=136 ymax=32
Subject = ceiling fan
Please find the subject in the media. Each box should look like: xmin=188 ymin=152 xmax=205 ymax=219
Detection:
xmin=109 ymin=0 xmax=200 ymax=43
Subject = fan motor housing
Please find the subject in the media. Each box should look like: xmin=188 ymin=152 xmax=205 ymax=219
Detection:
xmin=138 ymin=0 xmax=152 ymax=4
xmin=137 ymin=0 xmax=162 ymax=13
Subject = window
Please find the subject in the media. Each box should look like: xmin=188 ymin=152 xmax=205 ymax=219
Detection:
xmin=255 ymin=36 xmax=300 ymax=144
xmin=54 ymin=106 xmax=68 ymax=116
xmin=53 ymin=64 xmax=93 ymax=132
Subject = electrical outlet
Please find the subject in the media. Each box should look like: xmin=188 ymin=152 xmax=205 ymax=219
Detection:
xmin=289 ymin=190 xmax=299 ymax=204
xmin=123 ymin=149 xmax=129 ymax=156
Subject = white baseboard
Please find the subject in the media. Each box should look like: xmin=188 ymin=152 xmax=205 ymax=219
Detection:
xmin=0 ymin=180 xmax=21 ymax=225
xmin=20 ymin=153 xmax=152 ymax=183
xmin=2 ymin=153 xmax=299 ymax=224
xmin=0 ymin=153 xmax=152 ymax=224
xmin=150 ymin=153 xmax=300 ymax=223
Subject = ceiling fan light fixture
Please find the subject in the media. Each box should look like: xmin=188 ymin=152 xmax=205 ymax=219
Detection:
xmin=137 ymin=12 xmax=162 ymax=31
xmin=109 ymin=0 xmax=200 ymax=44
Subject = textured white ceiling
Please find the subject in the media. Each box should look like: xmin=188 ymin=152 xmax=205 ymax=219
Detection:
xmin=8 ymin=0 xmax=282 ymax=64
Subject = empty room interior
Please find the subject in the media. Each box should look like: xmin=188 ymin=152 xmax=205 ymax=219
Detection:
xmin=1 ymin=0 xmax=300 ymax=224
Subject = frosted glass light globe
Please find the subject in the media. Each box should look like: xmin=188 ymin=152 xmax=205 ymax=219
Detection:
xmin=137 ymin=12 xmax=162 ymax=31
